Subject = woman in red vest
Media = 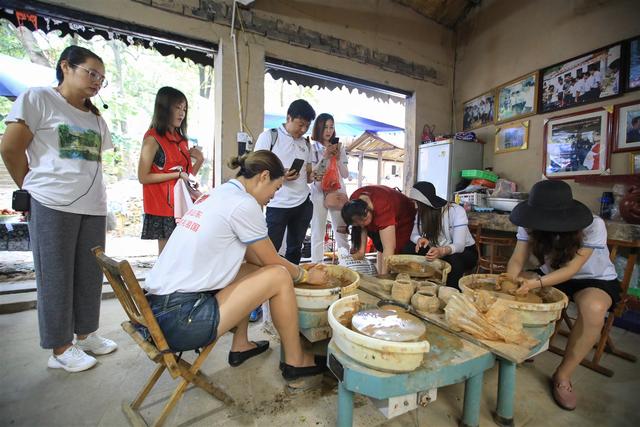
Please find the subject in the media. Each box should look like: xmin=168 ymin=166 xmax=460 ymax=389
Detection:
xmin=341 ymin=185 xmax=416 ymax=274
xmin=138 ymin=87 xmax=203 ymax=254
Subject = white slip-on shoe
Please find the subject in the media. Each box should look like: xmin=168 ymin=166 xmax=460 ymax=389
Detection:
xmin=47 ymin=346 xmax=97 ymax=373
xmin=76 ymin=333 xmax=118 ymax=356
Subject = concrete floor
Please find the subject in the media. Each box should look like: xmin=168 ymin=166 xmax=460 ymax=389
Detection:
xmin=0 ymin=299 xmax=638 ymax=427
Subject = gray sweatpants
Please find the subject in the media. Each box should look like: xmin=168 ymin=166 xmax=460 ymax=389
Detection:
xmin=28 ymin=199 xmax=106 ymax=349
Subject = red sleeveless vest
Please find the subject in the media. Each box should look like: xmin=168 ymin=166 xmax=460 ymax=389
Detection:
xmin=142 ymin=128 xmax=191 ymax=217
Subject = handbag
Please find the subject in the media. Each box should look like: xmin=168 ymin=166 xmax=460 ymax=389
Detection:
xmin=185 ymin=180 xmax=203 ymax=202
xmin=323 ymin=191 xmax=348 ymax=210
xmin=173 ymin=179 xmax=194 ymax=220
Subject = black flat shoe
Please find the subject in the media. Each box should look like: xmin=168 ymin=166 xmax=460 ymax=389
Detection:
xmin=228 ymin=340 xmax=270 ymax=367
xmin=281 ymin=355 xmax=327 ymax=381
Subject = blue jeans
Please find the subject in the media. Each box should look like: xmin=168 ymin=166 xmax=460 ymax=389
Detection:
xmin=147 ymin=291 xmax=220 ymax=351
xmin=265 ymin=196 xmax=313 ymax=264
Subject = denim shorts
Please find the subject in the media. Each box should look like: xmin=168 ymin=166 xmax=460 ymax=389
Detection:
xmin=146 ymin=291 xmax=220 ymax=351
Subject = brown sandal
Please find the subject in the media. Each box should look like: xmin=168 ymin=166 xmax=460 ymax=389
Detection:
xmin=551 ymin=377 xmax=577 ymax=410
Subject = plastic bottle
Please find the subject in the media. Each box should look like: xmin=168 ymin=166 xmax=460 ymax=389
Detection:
xmin=599 ymin=191 xmax=613 ymax=220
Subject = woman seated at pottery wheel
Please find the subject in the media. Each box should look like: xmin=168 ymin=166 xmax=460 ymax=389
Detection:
xmin=341 ymin=185 xmax=416 ymax=274
xmin=143 ymin=150 xmax=330 ymax=381
xmin=408 ymin=181 xmax=478 ymax=288
xmin=504 ymin=180 xmax=621 ymax=411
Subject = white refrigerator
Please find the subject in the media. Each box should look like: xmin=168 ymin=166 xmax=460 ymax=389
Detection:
xmin=416 ymin=139 xmax=483 ymax=201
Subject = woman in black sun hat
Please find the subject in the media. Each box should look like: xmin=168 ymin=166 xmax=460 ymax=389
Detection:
xmin=505 ymin=180 xmax=620 ymax=411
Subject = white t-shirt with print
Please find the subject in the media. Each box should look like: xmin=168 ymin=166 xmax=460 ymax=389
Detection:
xmin=516 ymin=216 xmax=617 ymax=281
xmin=144 ymin=179 xmax=269 ymax=295
xmin=309 ymin=140 xmax=348 ymax=198
xmin=5 ymin=87 xmax=113 ymax=215
xmin=410 ymin=203 xmax=475 ymax=254
xmin=254 ymin=125 xmax=311 ymax=208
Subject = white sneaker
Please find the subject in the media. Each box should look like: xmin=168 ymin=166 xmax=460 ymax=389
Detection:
xmin=76 ymin=333 xmax=118 ymax=355
xmin=48 ymin=346 xmax=97 ymax=372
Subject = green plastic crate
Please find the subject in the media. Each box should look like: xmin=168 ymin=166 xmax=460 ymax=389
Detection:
xmin=461 ymin=169 xmax=499 ymax=182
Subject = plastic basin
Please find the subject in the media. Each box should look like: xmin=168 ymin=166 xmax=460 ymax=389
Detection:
xmin=328 ymin=295 xmax=430 ymax=372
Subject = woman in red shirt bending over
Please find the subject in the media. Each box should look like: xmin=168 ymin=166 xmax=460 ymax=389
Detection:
xmin=138 ymin=87 xmax=204 ymax=254
xmin=341 ymin=185 xmax=416 ymax=274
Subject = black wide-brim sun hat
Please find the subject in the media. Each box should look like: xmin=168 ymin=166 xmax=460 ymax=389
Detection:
xmin=509 ymin=180 xmax=593 ymax=232
xmin=409 ymin=181 xmax=448 ymax=209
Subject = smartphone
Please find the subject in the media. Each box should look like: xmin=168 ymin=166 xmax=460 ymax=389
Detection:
xmin=289 ymin=158 xmax=305 ymax=175
xmin=330 ymin=136 xmax=340 ymax=145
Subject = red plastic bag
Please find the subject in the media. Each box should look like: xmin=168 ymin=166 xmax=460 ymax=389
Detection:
xmin=321 ymin=157 xmax=341 ymax=192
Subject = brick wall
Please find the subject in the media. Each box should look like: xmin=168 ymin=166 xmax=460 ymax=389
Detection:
xmin=131 ymin=0 xmax=441 ymax=84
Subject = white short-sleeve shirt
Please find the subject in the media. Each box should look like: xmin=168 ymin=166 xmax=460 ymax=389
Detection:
xmin=410 ymin=204 xmax=475 ymax=254
xmin=5 ymin=87 xmax=113 ymax=215
xmin=254 ymin=125 xmax=311 ymax=208
xmin=144 ymin=179 xmax=269 ymax=295
xmin=516 ymin=216 xmax=617 ymax=281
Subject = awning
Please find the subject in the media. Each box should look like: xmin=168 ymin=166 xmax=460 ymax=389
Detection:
xmin=346 ymin=131 xmax=405 ymax=162
xmin=0 ymin=54 xmax=56 ymax=98
xmin=1 ymin=0 xmax=216 ymax=67
xmin=265 ymin=58 xmax=410 ymax=105
xmin=264 ymin=113 xmax=404 ymax=137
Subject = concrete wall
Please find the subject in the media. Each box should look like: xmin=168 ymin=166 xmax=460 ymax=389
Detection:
xmin=455 ymin=0 xmax=640 ymax=212
xmin=36 ymin=0 xmax=455 ymax=186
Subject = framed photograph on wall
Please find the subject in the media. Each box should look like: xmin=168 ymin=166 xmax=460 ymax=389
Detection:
xmin=462 ymin=91 xmax=495 ymax=131
xmin=495 ymin=120 xmax=529 ymax=154
xmin=543 ymin=108 xmax=611 ymax=179
xmin=539 ymin=43 xmax=623 ymax=114
xmin=626 ymin=36 xmax=640 ymax=92
xmin=612 ymin=101 xmax=640 ymax=152
xmin=495 ymin=72 xmax=538 ymax=123
xmin=631 ymin=152 xmax=640 ymax=174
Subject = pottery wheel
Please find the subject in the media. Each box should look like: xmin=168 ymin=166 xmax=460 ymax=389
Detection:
xmin=389 ymin=263 xmax=437 ymax=278
xmin=351 ymin=309 xmax=426 ymax=342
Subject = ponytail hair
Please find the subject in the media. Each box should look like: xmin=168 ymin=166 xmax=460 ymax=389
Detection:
xmin=56 ymin=46 xmax=104 ymax=116
xmin=227 ymin=150 xmax=285 ymax=180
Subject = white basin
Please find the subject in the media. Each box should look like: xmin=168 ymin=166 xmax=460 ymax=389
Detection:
xmin=328 ymin=294 xmax=430 ymax=372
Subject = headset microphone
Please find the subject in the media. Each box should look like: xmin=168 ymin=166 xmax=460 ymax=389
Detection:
xmin=98 ymin=94 xmax=109 ymax=109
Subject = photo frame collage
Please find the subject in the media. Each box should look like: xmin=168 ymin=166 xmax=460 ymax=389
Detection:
xmin=462 ymin=35 xmax=640 ymax=176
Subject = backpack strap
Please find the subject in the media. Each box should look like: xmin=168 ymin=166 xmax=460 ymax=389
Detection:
xmin=269 ymin=128 xmax=278 ymax=151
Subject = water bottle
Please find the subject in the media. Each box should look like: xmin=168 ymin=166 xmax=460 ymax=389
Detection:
xmin=599 ymin=192 xmax=613 ymax=220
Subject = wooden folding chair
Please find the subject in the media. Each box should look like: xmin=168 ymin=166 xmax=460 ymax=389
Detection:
xmin=549 ymin=239 xmax=639 ymax=377
xmin=92 ymin=247 xmax=233 ymax=426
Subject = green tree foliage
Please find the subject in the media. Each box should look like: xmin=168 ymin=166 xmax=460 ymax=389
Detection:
xmin=0 ymin=19 xmax=214 ymax=188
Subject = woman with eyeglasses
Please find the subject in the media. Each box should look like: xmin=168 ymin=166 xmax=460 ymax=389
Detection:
xmin=138 ymin=87 xmax=204 ymax=254
xmin=1 ymin=46 xmax=117 ymax=372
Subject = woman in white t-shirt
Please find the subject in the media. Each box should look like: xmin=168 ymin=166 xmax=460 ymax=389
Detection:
xmin=309 ymin=113 xmax=350 ymax=262
xmin=143 ymin=150 xmax=329 ymax=381
xmin=1 ymin=46 xmax=117 ymax=372
xmin=407 ymin=182 xmax=478 ymax=288
xmin=505 ymin=180 xmax=621 ymax=411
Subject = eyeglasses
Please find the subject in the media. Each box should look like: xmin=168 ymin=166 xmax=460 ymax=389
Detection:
xmin=72 ymin=63 xmax=108 ymax=88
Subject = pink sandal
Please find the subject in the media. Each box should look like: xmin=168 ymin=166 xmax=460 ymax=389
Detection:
xmin=552 ymin=377 xmax=577 ymax=410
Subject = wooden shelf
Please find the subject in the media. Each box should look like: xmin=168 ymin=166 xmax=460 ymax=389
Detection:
xmin=573 ymin=174 xmax=640 ymax=185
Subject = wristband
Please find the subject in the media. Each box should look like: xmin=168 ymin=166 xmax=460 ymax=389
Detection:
xmin=538 ymin=277 xmax=543 ymax=289
xmin=294 ymin=266 xmax=306 ymax=284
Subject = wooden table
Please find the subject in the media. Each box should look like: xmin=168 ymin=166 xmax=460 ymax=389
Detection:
xmin=467 ymin=211 xmax=640 ymax=242
xmin=332 ymin=277 xmax=556 ymax=427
